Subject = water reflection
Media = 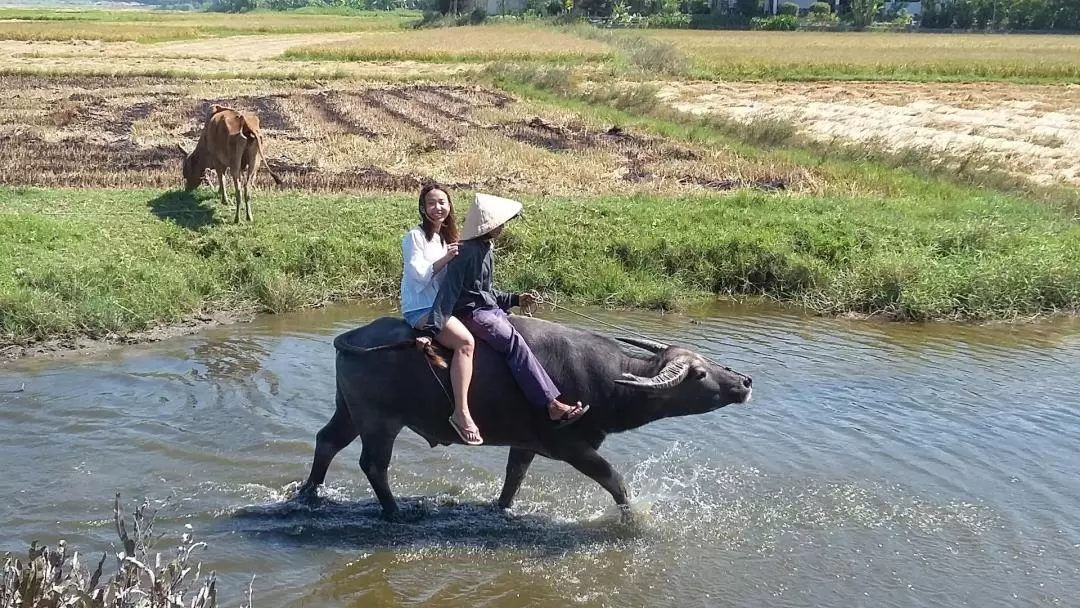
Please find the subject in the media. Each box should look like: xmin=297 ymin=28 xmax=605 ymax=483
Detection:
xmin=189 ymin=336 xmax=273 ymax=383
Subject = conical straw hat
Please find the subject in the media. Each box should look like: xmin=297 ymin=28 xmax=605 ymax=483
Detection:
xmin=460 ymin=193 xmax=522 ymax=240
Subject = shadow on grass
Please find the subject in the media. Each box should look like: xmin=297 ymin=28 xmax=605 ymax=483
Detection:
xmin=147 ymin=189 xmax=218 ymax=230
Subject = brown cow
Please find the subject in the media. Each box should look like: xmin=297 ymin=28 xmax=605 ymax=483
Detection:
xmin=177 ymin=104 xmax=283 ymax=223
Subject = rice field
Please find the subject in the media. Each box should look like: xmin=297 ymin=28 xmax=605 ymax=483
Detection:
xmin=282 ymin=25 xmax=616 ymax=63
xmin=0 ymin=7 xmax=416 ymax=42
xmin=641 ymin=30 xmax=1080 ymax=82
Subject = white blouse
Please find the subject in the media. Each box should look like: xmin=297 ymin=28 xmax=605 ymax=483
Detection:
xmin=399 ymin=225 xmax=448 ymax=314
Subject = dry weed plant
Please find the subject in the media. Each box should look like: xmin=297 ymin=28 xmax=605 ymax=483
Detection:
xmin=0 ymin=494 xmax=252 ymax=608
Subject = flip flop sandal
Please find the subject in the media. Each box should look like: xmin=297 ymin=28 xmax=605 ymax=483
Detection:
xmin=448 ymin=415 xmax=483 ymax=446
xmin=552 ymin=403 xmax=590 ymax=429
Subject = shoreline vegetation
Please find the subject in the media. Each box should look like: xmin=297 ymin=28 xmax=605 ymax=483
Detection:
xmin=0 ymin=494 xmax=249 ymax=606
xmin=2 ymin=8 xmax=1079 ymax=360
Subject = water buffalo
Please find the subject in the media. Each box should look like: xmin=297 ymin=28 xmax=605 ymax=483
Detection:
xmin=295 ymin=314 xmax=753 ymax=518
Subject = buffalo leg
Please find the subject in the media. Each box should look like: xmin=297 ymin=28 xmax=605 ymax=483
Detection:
xmin=297 ymin=392 xmax=359 ymax=500
xmin=497 ymin=448 xmax=536 ymax=509
xmin=560 ymin=447 xmax=629 ymax=507
xmin=358 ymin=425 xmax=403 ymax=518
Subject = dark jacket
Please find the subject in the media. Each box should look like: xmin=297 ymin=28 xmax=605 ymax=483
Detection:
xmin=421 ymin=238 xmax=519 ymax=336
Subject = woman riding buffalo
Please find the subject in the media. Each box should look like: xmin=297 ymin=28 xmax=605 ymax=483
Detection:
xmin=400 ymin=183 xmax=483 ymax=445
xmin=413 ymin=190 xmax=589 ymax=441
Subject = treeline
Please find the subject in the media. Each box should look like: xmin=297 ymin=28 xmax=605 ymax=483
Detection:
xmin=920 ymin=0 xmax=1079 ymax=30
xmin=571 ymin=0 xmax=1080 ymax=31
xmin=184 ymin=0 xmax=1080 ymax=30
xmin=193 ymin=0 xmax=425 ymax=13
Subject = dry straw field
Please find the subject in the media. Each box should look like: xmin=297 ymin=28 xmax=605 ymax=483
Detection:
xmin=657 ymin=79 xmax=1080 ymax=187
xmin=0 ymin=75 xmax=809 ymax=196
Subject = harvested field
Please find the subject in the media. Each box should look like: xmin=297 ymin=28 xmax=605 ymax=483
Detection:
xmin=657 ymin=80 xmax=1080 ymax=187
xmin=0 ymin=75 xmax=810 ymax=195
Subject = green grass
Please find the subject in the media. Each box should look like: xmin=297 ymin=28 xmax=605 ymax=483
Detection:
xmin=2 ymin=184 xmax=1079 ymax=346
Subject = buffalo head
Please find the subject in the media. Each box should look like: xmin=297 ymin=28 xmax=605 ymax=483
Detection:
xmin=176 ymin=144 xmax=200 ymax=191
xmin=613 ymin=336 xmax=752 ymax=416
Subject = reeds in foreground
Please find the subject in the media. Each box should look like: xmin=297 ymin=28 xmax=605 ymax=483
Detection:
xmin=1 ymin=494 xmax=251 ymax=608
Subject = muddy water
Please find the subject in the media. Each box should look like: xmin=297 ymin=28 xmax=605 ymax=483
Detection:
xmin=3 ymin=302 xmax=1080 ymax=607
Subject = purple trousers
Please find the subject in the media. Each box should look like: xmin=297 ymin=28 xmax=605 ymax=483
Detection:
xmin=463 ymin=307 xmax=559 ymax=410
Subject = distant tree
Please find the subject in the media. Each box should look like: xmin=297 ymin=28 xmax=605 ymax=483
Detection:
xmin=210 ymin=0 xmax=255 ymax=11
xmin=734 ymin=0 xmax=761 ymax=16
xmin=849 ymin=0 xmax=882 ymax=25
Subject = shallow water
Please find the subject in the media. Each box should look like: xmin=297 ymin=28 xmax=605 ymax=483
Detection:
xmin=3 ymin=301 xmax=1080 ymax=607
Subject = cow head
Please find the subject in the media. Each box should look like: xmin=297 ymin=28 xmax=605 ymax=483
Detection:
xmin=176 ymin=144 xmax=200 ymax=191
xmin=613 ymin=337 xmax=752 ymax=416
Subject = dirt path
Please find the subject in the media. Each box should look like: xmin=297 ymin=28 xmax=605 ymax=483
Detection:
xmin=0 ymin=37 xmax=474 ymax=78
xmin=658 ymin=81 xmax=1080 ymax=187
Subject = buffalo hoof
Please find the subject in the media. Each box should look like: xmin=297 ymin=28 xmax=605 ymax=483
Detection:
xmin=292 ymin=481 xmax=322 ymax=505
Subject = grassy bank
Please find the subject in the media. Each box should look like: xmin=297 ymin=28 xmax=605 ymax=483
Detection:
xmin=2 ymin=185 xmax=1079 ymax=346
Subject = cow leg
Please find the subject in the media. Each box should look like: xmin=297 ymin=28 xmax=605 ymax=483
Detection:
xmin=216 ymin=169 xmax=227 ymax=207
xmin=497 ymin=447 xmax=536 ymax=510
xmin=296 ymin=390 xmax=359 ymax=501
xmin=559 ymin=446 xmax=630 ymax=509
xmin=358 ymin=424 xmax=403 ymax=519
xmin=231 ymin=171 xmax=243 ymax=224
xmin=231 ymin=145 xmax=245 ymax=223
xmin=242 ymin=170 xmax=253 ymax=222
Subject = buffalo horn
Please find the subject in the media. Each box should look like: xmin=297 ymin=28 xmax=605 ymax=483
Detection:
xmin=614 ymin=358 xmax=690 ymax=391
xmin=616 ymin=336 xmax=669 ymax=353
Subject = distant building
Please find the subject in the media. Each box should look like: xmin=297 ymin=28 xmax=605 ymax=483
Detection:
xmin=485 ymin=0 xmax=527 ymax=14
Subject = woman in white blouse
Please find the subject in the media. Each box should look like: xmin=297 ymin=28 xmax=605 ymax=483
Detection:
xmin=400 ymin=183 xmax=482 ymax=445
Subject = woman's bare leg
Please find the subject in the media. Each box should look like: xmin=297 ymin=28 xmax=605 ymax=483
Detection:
xmin=433 ymin=316 xmax=481 ymax=444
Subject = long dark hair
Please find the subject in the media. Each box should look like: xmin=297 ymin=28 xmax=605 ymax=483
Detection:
xmin=418 ymin=182 xmax=459 ymax=244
